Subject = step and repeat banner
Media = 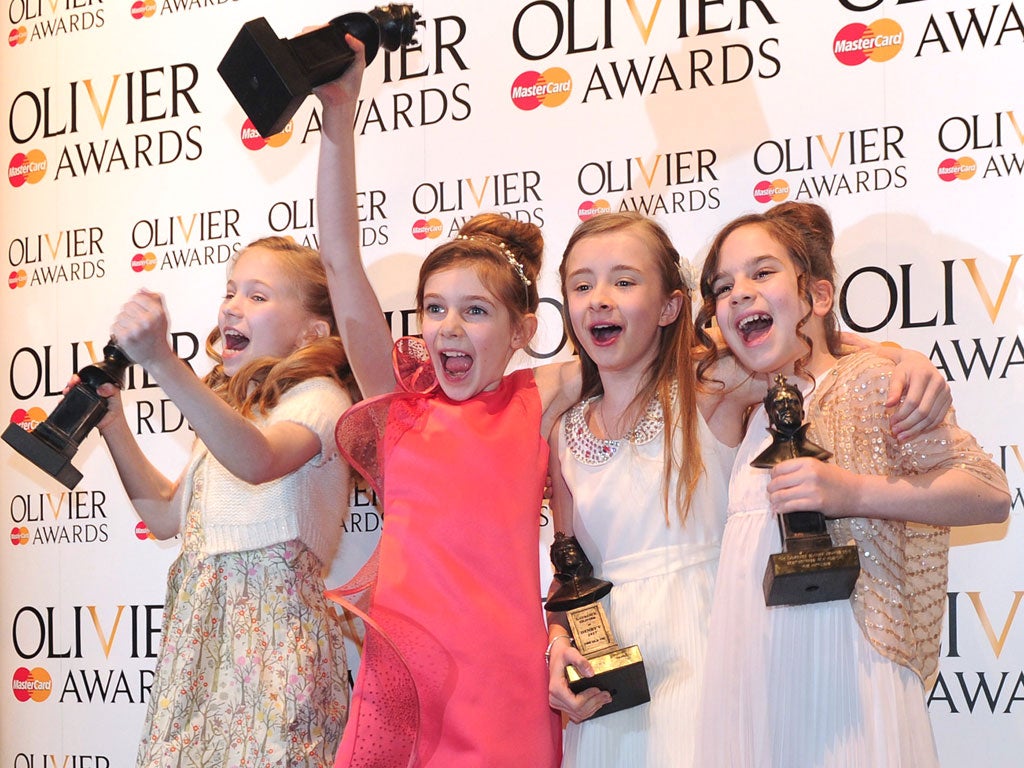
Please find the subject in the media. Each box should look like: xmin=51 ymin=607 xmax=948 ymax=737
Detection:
xmin=2 ymin=1 xmax=1022 ymax=765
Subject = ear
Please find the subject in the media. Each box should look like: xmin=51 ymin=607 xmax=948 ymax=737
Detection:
xmin=511 ymin=313 xmax=538 ymax=351
xmin=809 ymin=278 xmax=834 ymax=317
xmin=658 ymin=289 xmax=685 ymax=327
xmin=299 ymin=318 xmax=331 ymax=346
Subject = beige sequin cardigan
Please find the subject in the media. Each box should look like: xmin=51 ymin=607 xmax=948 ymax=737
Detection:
xmin=806 ymin=351 xmax=1008 ymax=682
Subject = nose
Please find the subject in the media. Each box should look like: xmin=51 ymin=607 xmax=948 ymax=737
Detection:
xmin=730 ymin=277 xmax=754 ymax=305
xmin=221 ymin=293 xmax=243 ymax=318
xmin=439 ymin=310 xmax=462 ymax=337
xmin=589 ymin=283 xmax=612 ymax=310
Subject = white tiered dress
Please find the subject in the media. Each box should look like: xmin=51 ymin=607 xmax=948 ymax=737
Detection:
xmin=557 ymin=397 xmax=736 ymax=768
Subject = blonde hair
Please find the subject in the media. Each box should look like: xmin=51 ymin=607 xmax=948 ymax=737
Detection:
xmin=559 ymin=212 xmax=703 ymax=524
xmin=202 ymin=236 xmax=358 ymax=416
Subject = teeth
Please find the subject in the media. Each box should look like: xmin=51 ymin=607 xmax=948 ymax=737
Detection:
xmin=445 ymin=351 xmax=467 ymax=357
xmin=738 ymin=313 xmax=770 ymax=330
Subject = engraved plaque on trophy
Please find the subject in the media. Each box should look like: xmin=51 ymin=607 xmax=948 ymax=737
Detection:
xmin=753 ymin=374 xmax=860 ymax=607
xmin=544 ymin=533 xmax=650 ymax=719
xmin=218 ymin=4 xmax=420 ymax=138
xmin=2 ymin=339 xmax=131 ymax=490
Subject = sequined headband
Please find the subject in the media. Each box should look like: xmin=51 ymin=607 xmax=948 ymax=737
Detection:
xmin=455 ymin=234 xmax=532 ymax=287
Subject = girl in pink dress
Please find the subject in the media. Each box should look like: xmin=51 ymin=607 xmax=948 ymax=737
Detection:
xmin=315 ymin=38 xmax=575 ymax=768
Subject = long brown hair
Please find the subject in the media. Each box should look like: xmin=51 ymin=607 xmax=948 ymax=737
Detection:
xmin=202 ymin=236 xmax=358 ymax=416
xmin=560 ymin=212 xmax=703 ymax=524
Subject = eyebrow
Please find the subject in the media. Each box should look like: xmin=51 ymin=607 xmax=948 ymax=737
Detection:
xmin=566 ymin=263 xmax=643 ymax=280
xmin=423 ymin=292 xmax=496 ymax=304
xmin=712 ymin=254 xmax=781 ymax=283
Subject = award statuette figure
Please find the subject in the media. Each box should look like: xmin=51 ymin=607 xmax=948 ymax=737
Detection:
xmin=544 ymin=532 xmax=650 ymax=719
xmin=2 ymin=339 xmax=131 ymax=490
xmin=754 ymin=374 xmax=860 ymax=606
xmin=218 ymin=4 xmax=420 ymax=138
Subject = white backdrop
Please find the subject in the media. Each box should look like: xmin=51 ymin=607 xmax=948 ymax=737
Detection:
xmin=2 ymin=1 xmax=1022 ymax=765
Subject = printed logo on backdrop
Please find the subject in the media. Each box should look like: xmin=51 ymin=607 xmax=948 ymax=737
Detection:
xmin=240 ymin=119 xmax=293 ymax=151
xmin=837 ymin=253 xmax=1022 ymax=383
xmin=7 ymin=62 xmax=203 ymax=181
xmin=7 ymin=225 xmax=106 ymax=288
xmin=838 ymin=1 xmax=1024 ymax=58
xmin=409 ymin=169 xmax=544 ymax=238
xmin=937 ymin=111 xmax=1024 ymax=183
xmin=132 ymin=0 xmax=239 ymax=20
xmin=11 ymin=603 xmax=160 ymax=703
xmin=929 ymin=590 xmax=1024 ymax=715
xmin=6 ymin=336 xmax=201 ymax=466
xmin=576 ymin=148 xmax=720 ymax=216
xmin=131 ymin=208 xmax=242 ymax=271
xmin=997 ymin=445 xmax=1024 ymax=514
xmin=751 ymin=125 xmax=907 ymax=203
xmin=509 ymin=1 xmax=781 ymax=106
xmin=9 ymin=489 xmax=109 ymax=546
xmin=7 ymin=0 xmax=104 ymax=45
xmin=264 ymin=193 xmax=390 ymax=250
xmin=833 ymin=19 xmax=904 ymax=65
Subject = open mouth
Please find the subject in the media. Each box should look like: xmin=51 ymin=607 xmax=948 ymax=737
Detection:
xmin=223 ymin=329 xmax=250 ymax=352
xmin=441 ymin=351 xmax=473 ymax=378
xmin=589 ymin=323 xmax=622 ymax=345
xmin=737 ymin=313 xmax=772 ymax=344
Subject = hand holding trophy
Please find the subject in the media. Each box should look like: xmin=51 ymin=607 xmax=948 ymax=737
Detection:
xmin=544 ymin=533 xmax=650 ymax=719
xmin=754 ymin=374 xmax=860 ymax=606
xmin=218 ymin=4 xmax=420 ymax=138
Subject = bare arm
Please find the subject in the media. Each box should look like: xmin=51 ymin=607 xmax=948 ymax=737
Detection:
xmin=315 ymin=35 xmax=396 ymax=398
xmin=112 ymin=291 xmax=322 ymax=486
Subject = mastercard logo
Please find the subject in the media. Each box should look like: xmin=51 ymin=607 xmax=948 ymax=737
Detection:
xmin=8 ymin=149 xmax=47 ymax=188
xmin=9 ymin=407 xmax=46 ymax=432
xmin=11 ymin=526 xmax=29 ymax=546
xmin=12 ymin=667 xmax=52 ymax=702
xmin=411 ymin=218 xmax=443 ymax=240
xmin=753 ymin=179 xmax=790 ymax=204
xmin=8 ymin=269 xmax=27 ymax=289
xmin=833 ymin=19 xmax=904 ymax=66
xmin=937 ymin=156 xmax=977 ymax=182
xmin=8 ymin=26 xmax=27 ymax=46
xmin=130 ymin=252 xmax=157 ymax=272
xmin=511 ymin=68 xmax=573 ymax=111
xmin=135 ymin=521 xmax=156 ymax=541
xmin=577 ymin=199 xmax=612 ymax=221
xmin=130 ymin=0 xmax=157 ymax=20
xmin=240 ymin=119 xmax=293 ymax=150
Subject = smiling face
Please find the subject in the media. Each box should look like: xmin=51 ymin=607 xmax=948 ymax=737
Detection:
xmin=218 ymin=246 xmax=325 ymax=376
xmin=710 ymin=223 xmax=835 ymax=378
xmin=563 ymin=228 xmax=682 ymax=387
xmin=419 ymin=265 xmax=533 ymax=401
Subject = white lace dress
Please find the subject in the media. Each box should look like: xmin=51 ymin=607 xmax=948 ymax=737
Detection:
xmin=557 ymin=396 xmax=736 ymax=768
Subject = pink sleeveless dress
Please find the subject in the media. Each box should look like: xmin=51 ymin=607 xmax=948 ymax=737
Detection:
xmin=330 ymin=338 xmax=561 ymax=768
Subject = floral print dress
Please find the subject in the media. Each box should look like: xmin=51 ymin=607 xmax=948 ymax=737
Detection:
xmin=137 ymin=454 xmax=349 ymax=768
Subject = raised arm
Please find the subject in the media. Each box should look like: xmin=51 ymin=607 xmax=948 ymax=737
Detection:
xmin=315 ymin=35 xmax=396 ymax=398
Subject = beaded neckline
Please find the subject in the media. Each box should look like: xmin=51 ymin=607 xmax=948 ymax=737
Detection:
xmin=564 ymin=391 xmax=666 ymax=466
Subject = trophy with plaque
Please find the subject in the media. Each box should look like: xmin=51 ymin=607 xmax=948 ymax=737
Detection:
xmin=218 ymin=4 xmax=420 ymax=138
xmin=544 ymin=533 xmax=650 ymax=719
xmin=754 ymin=374 xmax=860 ymax=606
xmin=2 ymin=338 xmax=131 ymax=490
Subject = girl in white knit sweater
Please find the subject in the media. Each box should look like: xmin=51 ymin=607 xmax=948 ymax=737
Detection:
xmin=79 ymin=237 xmax=356 ymax=767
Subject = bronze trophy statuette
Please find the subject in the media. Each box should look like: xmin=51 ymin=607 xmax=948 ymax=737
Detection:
xmin=218 ymin=4 xmax=420 ymax=138
xmin=753 ymin=374 xmax=860 ymax=607
xmin=544 ymin=533 xmax=650 ymax=719
xmin=2 ymin=339 xmax=131 ymax=490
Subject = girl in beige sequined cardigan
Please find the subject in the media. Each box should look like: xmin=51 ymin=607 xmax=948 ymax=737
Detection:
xmin=693 ymin=203 xmax=1009 ymax=767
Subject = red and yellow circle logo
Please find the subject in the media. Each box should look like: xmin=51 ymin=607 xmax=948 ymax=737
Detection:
xmin=511 ymin=68 xmax=573 ymax=111
xmin=9 ymin=407 xmax=46 ymax=431
xmin=10 ymin=526 xmax=29 ymax=546
xmin=753 ymin=179 xmax=790 ymax=204
xmin=8 ymin=269 xmax=27 ymax=289
xmin=411 ymin=218 xmax=443 ymax=240
xmin=131 ymin=252 xmax=157 ymax=272
xmin=577 ymin=199 xmax=612 ymax=221
xmin=834 ymin=19 xmax=904 ymax=66
xmin=937 ymin=156 xmax=977 ymax=182
xmin=135 ymin=521 xmax=156 ymax=540
xmin=240 ymin=119 xmax=293 ymax=151
xmin=12 ymin=667 xmax=52 ymax=702
xmin=8 ymin=150 xmax=47 ymax=187
xmin=130 ymin=0 xmax=157 ymax=20
xmin=8 ymin=26 xmax=27 ymax=46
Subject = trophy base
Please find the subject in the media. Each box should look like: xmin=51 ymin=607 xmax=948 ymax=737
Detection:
xmin=566 ymin=645 xmax=651 ymax=719
xmin=2 ymin=422 xmax=83 ymax=489
xmin=763 ymin=545 xmax=860 ymax=607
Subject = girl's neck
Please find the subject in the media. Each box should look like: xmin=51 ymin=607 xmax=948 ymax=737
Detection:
xmin=593 ymin=368 xmax=651 ymax=440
